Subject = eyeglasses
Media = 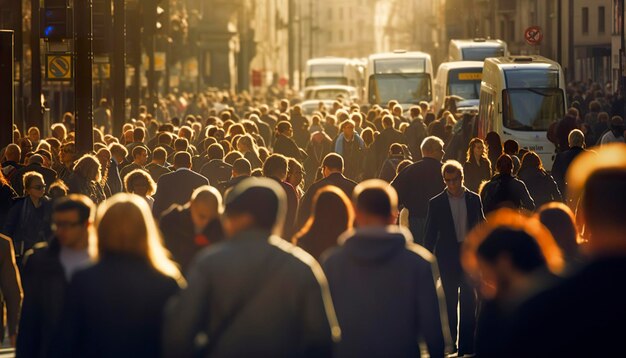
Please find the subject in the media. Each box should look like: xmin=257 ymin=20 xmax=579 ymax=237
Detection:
xmin=30 ymin=185 xmax=46 ymax=191
xmin=51 ymin=221 xmax=84 ymax=231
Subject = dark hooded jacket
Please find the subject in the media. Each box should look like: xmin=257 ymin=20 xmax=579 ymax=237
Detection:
xmin=323 ymin=226 xmax=448 ymax=358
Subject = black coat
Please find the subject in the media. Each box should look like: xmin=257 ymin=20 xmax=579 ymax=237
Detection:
xmin=296 ymin=172 xmax=357 ymax=229
xmin=517 ymin=168 xmax=562 ymax=208
xmin=391 ymin=157 xmax=444 ymax=219
xmin=405 ymin=119 xmax=428 ymax=161
xmin=199 ymin=160 xmax=232 ymax=188
xmin=107 ymin=159 xmax=123 ymax=195
xmin=374 ymin=128 xmax=406 ymax=169
xmin=145 ymin=162 xmax=171 ymax=183
xmin=152 ymin=168 xmax=209 ymax=218
xmin=0 ymin=183 xmax=17 ymax=229
xmin=551 ymin=146 xmax=586 ymax=195
xmin=273 ymin=134 xmax=302 ymax=161
xmin=66 ymin=174 xmax=106 ymax=204
xmin=424 ymin=190 xmax=485 ymax=274
xmin=3 ymin=196 xmax=52 ymax=256
xmin=480 ymin=174 xmax=535 ymax=214
xmin=159 ymin=205 xmax=224 ymax=274
xmin=16 ymin=240 xmax=67 ymax=358
xmin=51 ymin=254 xmax=179 ymax=358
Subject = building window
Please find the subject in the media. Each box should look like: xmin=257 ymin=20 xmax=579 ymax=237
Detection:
xmin=582 ymin=7 xmax=589 ymax=35
xmin=339 ymin=30 xmax=344 ymax=43
xmin=508 ymin=21 xmax=515 ymax=42
xmin=599 ymin=6 xmax=606 ymax=34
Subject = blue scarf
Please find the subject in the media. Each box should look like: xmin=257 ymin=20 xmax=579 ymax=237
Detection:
xmin=335 ymin=132 xmax=365 ymax=155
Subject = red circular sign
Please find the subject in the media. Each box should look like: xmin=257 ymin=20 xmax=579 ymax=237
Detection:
xmin=524 ymin=26 xmax=543 ymax=46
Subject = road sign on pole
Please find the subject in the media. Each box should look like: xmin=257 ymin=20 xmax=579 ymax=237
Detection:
xmin=524 ymin=26 xmax=543 ymax=46
xmin=46 ymin=54 xmax=72 ymax=80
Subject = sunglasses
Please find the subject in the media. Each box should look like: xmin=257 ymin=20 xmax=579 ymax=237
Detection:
xmin=30 ymin=185 xmax=46 ymax=191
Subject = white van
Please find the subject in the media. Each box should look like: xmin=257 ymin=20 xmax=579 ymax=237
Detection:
xmin=477 ymin=56 xmax=567 ymax=169
xmin=434 ymin=61 xmax=483 ymax=114
xmin=448 ymin=39 xmax=507 ymax=62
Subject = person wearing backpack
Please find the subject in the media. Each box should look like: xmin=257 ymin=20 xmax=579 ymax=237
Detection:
xmin=479 ymin=154 xmax=535 ymax=215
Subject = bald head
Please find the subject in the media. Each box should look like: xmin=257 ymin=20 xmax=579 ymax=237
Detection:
xmin=4 ymin=144 xmax=20 ymax=162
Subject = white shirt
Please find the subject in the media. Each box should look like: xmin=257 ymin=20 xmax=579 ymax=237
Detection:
xmin=59 ymin=247 xmax=91 ymax=281
xmin=447 ymin=189 xmax=468 ymax=243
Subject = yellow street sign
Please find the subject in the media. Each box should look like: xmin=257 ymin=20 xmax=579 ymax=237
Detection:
xmin=47 ymin=55 xmax=72 ymax=80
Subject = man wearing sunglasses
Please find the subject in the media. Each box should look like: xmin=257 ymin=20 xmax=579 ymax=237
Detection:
xmin=16 ymin=195 xmax=94 ymax=357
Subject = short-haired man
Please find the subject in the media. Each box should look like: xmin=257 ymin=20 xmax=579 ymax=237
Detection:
xmin=263 ymin=154 xmax=298 ymax=238
xmin=333 ymin=119 xmax=365 ymax=181
xmin=221 ymin=158 xmax=252 ymax=193
xmin=145 ymin=147 xmax=172 ymax=183
xmin=374 ymin=115 xmax=406 ymax=170
xmin=424 ymin=160 xmax=485 ymax=356
xmin=17 ymin=195 xmax=95 ymax=357
xmin=296 ymin=153 xmax=357 ymax=228
xmin=405 ymin=106 xmax=428 ymax=161
xmin=153 ymin=152 xmax=209 ymax=218
xmin=163 ymin=178 xmax=340 ymax=357
xmin=119 ymin=146 xmax=149 ymax=181
xmin=160 ymin=186 xmax=224 ymax=273
xmin=323 ymin=180 xmax=448 ymax=358
xmin=551 ymin=129 xmax=587 ymax=195
xmin=1 ymin=144 xmax=23 ymax=181
xmin=392 ymin=136 xmax=446 ymax=244
xmin=200 ymin=143 xmax=232 ymax=188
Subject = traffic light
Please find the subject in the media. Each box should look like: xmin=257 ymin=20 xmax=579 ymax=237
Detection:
xmin=93 ymin=0 xmax=112 ymax=55
xmin=40 ymin=0 xmax=72 ymax=40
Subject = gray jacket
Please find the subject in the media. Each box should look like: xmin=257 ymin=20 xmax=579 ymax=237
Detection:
xmin=163 ymin=229 xmax=340 ymax=357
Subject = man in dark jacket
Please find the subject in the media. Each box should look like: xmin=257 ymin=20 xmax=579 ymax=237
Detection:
xmin=163 ymin=178 xmax=340 ymax=357
xmin=118 ymin=146 xmax=149 ymax=183
xmin=323 ymin=180 xmax=448 ymax=358
xmin=374 ymin=115 xmax=406 ymax=170
xmin=405 ymin=106 xmax=428 ymax=161
xmin=263 ymin=154 xmax=298 ymax=239
xmin=145 ymin=147 xmax=171 ymax=183
xmin=551 ymin=129 xmax=587 ymax=195
xmin=296 ymin=153 xmax=357 ymax=229
xmin=220 ymin=158 xmax=251 ymax=194
xmin=273 ymin=121 xmax=303 ymax=162
xmin=424 ymin=161 xmax=485 ymax=356
xmin=11 ymin=154 xmax=57 ymax=196
xmin=153 ymin=152 xmax=209 ymax=218
xmin=16 ymin=195 xmax=94 ymax=357
xmin=160 ymin=186 xmax=224 ymax=274
xmin=480 ymin=154 xmax=534 ymax=214
xmin=199 ymin=144 xmax=232 ymax=188
xmin=391 ymin=136 xmax=446 ymax=244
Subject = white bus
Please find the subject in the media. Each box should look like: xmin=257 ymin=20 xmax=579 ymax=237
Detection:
xmin=304 ymin=58 xmax=364 ymax=89
xmin=434 ymin=61 xmax=484 ymax=114
xmin=448 ymin=38 xmax=507 ymax=62
xmin=477 ymin=56 xmax=567 ymax=169
xmin=366 ymin=50 xmax=434 ymax=109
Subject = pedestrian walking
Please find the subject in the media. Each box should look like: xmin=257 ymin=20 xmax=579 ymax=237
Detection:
xmin=551 ymin=129 xmax=587 ymax=195
xmin=463 ymin=138 xmax=492 ymax=194
xmin=479 ymin=154 xmax=534 ymax=214
xmin=517 ymin=152 xmax=562 ymax=208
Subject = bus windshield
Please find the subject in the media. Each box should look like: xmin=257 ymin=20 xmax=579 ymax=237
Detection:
xmin=309 ymin=64 xmax=344 ymax=77
xmin=305 ymin=77 xmax=349 ymax=86
xmin=462 ymin=47 xmax=505 ymax=61
xmin=447 ymin=69 xmax=481 ymax=100
xmin=503 ymin=88 xmax=565 ymax=131
xmin=369 ymin=74 xmax=432 ymax=104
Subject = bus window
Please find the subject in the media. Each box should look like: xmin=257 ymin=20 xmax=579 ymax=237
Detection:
xmin=310 ymin=64 xmax=344 ymax=77
xmin=448 ymin=70 xmax=481 ymax=100
xmin=374 ymin=59 xmax=426 ymax=74
xmin=502 ymin=88 xmax=565 ymax=131
xmin=369 ymin=74 xmax=431 ymax=105
xmin=462 ymin=47 xmax=505 ymax=61
xmin=504 ymin=69 xmax=559 ymax=88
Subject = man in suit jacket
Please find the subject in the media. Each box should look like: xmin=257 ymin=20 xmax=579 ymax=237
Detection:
xmin=424 ymin=160 xmax=485 ymax=357
xmin=153 ymin=152 xmax=209 ymax=218
xmin=391 ymin=136 xmax=445 ymax=245
xmin=296 ymin=153 xmax=357 ymax=229
xmin=551 ymin=129 xmax=587 ymax=196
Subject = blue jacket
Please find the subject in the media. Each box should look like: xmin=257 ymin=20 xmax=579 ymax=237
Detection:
xmin=323 ymin=226 xmax=449 ymax=358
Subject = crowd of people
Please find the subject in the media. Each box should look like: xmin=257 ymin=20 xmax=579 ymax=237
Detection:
xmin=0 ymin=82 xmax=625 ymax=357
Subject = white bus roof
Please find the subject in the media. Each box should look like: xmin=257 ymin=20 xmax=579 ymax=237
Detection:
xmin=484 ymin=56 xmax=561 ymax=70
xmin=437 ymin=61 xmax=484 ymax=71
xmin=368 ymin=51 xmax=431 ymax=61
xmin=307 ymin=57 xmax=353 ymax=65
xmin=450 ymin=39 xmax=506 ymax=48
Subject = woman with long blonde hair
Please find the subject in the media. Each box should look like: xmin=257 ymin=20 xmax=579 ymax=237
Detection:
xmin=54 ymin=193 xmax=183 ymax=357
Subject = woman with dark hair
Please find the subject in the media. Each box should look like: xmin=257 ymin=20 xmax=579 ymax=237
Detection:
xmin=485 ymin=132 xmax=503 ymax=173
xmin=536 ymin=202 xmax=581 ymax=265
xmin=517 ymin=152 xmax=562 ymax=208
xmin=293 ymin=186 xmax=354 ymax=260
xmin=67 ymin=154 xmax=106 ymax=204
xmin=124 ymin=169 xmax=157 ymax=209
xmin=0 ymin=165 xmax=17 ymax=229
xmin=479 ymin=154 xmax=535 ymax=214
xmin=463 ymin=138 xmax=492 ymax=193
